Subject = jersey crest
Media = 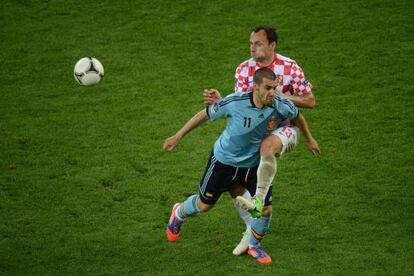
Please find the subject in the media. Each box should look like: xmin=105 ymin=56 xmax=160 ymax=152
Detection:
xmin=266 ymin=116 xmax=277 ymax=131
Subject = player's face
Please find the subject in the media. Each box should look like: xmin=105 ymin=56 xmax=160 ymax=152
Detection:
xmin=250 ymin=30 xmax=275 ymax=63
xmin=256 ymin=78 xmax=277 ymax=107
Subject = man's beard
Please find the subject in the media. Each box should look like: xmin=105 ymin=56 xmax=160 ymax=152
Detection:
xmin=254 ymin=53 xmax=272 ymax=64
xmin=253 ymin=55 xmax=266 ymax=63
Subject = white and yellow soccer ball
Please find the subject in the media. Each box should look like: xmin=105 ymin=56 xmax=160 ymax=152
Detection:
xmin=74 ymin=57 xmax=104 ymax=86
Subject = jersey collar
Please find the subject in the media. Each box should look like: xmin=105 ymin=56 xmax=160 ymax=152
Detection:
xmin=249 ymin=92 xmax=256 ymax=107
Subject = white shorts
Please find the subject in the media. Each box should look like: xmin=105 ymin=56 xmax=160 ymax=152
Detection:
xmin=271 ymin=126 xmax=300 ymax=156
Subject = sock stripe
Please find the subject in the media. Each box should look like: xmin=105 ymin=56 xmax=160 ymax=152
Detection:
xmin=251 ymin=229 xmax=264 ymax=241
xmin=250 ymin=216 xmax=271 ymax=246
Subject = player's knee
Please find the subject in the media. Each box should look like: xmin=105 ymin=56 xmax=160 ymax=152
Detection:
xmin=260 ymin=135 xmax=282 ymax=156
xmin=262 ymin=205 xmax=272 ymax=217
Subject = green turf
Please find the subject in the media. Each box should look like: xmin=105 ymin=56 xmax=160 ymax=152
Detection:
xmin=1 ymin=0 xmax=413 ymax=274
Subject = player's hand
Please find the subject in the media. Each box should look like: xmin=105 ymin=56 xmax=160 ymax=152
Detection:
xmin=163 ymin=135 xmax=181 ymax=152
xmin=203 ymin=89 xmax=222 ymax=105
xmin=306 ymin=137 xmax=320 ymax=156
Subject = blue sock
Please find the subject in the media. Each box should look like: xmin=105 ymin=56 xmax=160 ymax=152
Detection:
xmin=249 ymin=216 xmax=271 ymax=247
xmin=176 ymin=194 xmax=200 ymax=219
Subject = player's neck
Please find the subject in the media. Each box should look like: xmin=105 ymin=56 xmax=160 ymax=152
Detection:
xmin=252 ymin=92 xmax=265 ymax=109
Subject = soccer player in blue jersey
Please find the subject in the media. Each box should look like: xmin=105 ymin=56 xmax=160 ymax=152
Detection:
xmin=163 ymin=68 xmax=320 ymax=264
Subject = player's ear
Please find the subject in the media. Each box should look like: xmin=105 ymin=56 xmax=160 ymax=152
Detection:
xmin=270 ymin=41 xmax=276 ymax=50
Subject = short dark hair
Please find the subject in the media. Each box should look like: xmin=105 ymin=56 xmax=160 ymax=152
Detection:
xmin=252 ymin=25 xmax=278 ymax=44
xmin=253 ymin=68 xmax=277 ymax=85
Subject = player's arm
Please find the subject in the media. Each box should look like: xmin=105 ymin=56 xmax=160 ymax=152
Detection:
xmin=280 ymin=62 xmax=315 ymax=108
xmin=163 ymin=109 xmax=209 ymax=152
xmin=281 ymin=93 xmax=315 ymax=109
xmin=292 ymin=113 xmax=320 ymax=155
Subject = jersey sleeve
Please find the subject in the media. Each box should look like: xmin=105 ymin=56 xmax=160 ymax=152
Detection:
xmin=279 ymin=98 xmax=299 ymax=121
xmin=206 ymin=94 xmax=233 ymax=122
xmin=234 ymin=63 xmax=249 ymax=92
xmin=289 ymin=62 xmax=312 ymax=96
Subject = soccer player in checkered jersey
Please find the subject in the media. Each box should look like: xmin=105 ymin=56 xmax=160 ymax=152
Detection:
xmin=204 ymin=25 xmax=317 ymax=256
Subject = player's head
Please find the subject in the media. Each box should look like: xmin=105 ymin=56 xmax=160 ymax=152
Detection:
xmin=250 ymin=25 xmax=278 ymax=63
xmin=253 ymin=68 xmax=278 ymax=107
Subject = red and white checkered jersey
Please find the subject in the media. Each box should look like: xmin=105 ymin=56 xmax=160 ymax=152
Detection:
xmin=234 ymin=53 xmax=312 ymax=96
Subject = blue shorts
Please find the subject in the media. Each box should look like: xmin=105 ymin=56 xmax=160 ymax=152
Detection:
xmin=198 ymin=152 xmax=272 ymax=206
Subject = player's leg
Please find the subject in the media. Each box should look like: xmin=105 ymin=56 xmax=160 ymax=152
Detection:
xmin=167 ymin=195 xmax=201 ymax=242
xmin=229 ymin=184 xmax=252 ymax=255
xmin=230 ymin=186 xmax=252 ymax=233
xmin=232 ymin=166 xmax=272 ymax=258
xmin=166 ymin=152 xmax=232 ymax=242
xmin=234 ymin=136 xmax=281 ymax=216
xmin=236 ymin=126 xmax=299 ymax=214
xmin=247 ymin=127 xmax=299 ymax=263
xmin=247 ymin=186 xmax=273 ymax=264
xmin=255 ymin=134 xmax=281 ymax=202
xmin=255 ymin=125 xmax=299 ymax=206
xmin=166 ymin=194 xmax=215 ymax=242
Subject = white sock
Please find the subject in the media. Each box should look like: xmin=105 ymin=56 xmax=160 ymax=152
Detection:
xmin=232 ymin=190 xmax=252 ymax=233
xmin=256 ymin=155 xmax=277 ymax=202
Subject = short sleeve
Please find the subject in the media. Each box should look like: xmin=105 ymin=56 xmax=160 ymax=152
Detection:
xmin=289 ymin=63 xmax=312 ymax=96
xmin=207 ymin=97 xmax=231 ymax=122
xmin=234 ymin=63 xmax=250 ymax=92
xmin=279 ymin=98 xmax=299 ymax=121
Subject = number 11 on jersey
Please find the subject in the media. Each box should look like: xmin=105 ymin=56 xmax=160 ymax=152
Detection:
xmin=243 ymin=117 xmax=251 ymax=128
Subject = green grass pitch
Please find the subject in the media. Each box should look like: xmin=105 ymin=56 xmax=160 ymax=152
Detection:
xmin=1 ymin=0 xmax=413 ymax=274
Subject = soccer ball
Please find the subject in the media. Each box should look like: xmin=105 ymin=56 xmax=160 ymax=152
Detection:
xmin=74 ymin=57 xmax=104 ymax=86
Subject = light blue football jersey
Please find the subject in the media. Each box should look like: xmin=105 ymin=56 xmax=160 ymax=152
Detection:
xmin=207 ymin=92 xmax=298 ymax=167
